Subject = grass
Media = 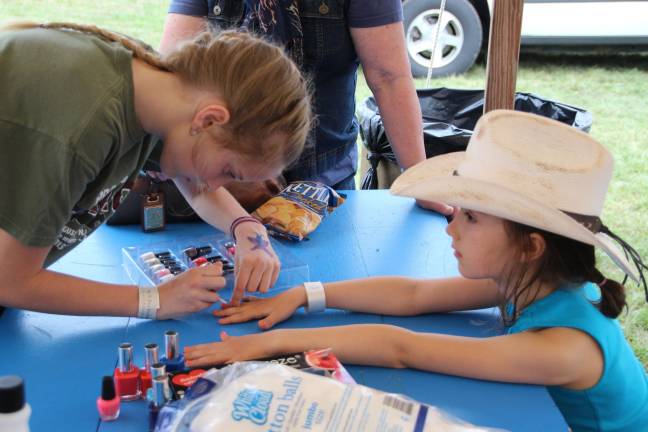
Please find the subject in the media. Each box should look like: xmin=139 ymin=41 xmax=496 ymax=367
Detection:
xmin=2 ymin=1 xmax=647 ymax=367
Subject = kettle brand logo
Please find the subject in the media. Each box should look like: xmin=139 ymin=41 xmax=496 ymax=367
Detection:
xmin=231 ymin=388 xmax=273 ymax=425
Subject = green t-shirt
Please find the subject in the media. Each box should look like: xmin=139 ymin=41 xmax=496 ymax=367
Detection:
xmin=0 ymin=28 xmax=158 ymax=266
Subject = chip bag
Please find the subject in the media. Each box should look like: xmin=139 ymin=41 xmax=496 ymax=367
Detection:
xmin=252 ymin=181 xmax=345 ymax=241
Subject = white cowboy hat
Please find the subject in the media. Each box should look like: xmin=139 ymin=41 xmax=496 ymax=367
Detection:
xmin=391 ymin=109 xmax=642 ymax=283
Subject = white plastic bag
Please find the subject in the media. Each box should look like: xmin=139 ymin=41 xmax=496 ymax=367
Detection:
xmin=155 ymin=362 xmax=505 ymax=432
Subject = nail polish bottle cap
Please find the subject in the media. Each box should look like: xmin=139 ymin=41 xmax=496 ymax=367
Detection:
xmin=100 ymin=376 xmax=116 ymax=401
xmin=0 ymin=375 xmax=25 ymax=414
xmin=145 ymin=343 xmax=160 ymax=371
xmin=151 ymin=363 xmax=167 ymax=379
xmin=118 ymin=343 xmax=134 ymax=372
xmin=165 ymin=331 xmax=179 ymax=360
xmin=183 ymin=247 xmax=197 ymax=259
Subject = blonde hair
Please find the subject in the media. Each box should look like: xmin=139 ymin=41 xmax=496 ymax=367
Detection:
xmin=1 ymin=21 xmax=312 ymax=170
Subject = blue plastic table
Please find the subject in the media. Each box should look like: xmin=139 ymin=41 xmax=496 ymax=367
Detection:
xmin=0 ymin=190 xmax=567 ymax=431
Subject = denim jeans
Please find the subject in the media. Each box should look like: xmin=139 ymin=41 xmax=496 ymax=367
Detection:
xmin=206 ymin=0 xmax=360 ymax=187
xmin=333 ymin=173 xmax=356 ymax=190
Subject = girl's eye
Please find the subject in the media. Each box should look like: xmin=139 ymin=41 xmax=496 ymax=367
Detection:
xmin=463 ymin=210 xmax=476 ymax=222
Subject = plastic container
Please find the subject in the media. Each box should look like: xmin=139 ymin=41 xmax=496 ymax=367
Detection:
xmin=122 ymin=233 xmax=309 ymax=297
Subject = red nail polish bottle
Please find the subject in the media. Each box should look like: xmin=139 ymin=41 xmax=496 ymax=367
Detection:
xmin=192 ymin=256 xmax=208 ymax=267
xmin=114 ymin=343 xmax=141 ymax=401
xmin=140 ymin=343 xmax=159 ymax=396
xmin=96 ymin=376 xmax=120 ymax=421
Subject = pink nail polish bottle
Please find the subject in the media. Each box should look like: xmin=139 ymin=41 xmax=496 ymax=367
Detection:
xmin=96 ymin=376 xmax=120 ymax=421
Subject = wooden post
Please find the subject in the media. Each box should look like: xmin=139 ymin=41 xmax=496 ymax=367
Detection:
xmin=484 ymin=0 xmax=524 ymax=113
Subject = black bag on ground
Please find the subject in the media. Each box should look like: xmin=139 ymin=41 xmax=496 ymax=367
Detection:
xmin=358 ymin=87 xmax=593 ymax=190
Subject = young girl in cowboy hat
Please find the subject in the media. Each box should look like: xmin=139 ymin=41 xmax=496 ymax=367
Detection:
xmin=185 ymin=110 xmax=648 ymax=431
xmin=0 ymin=22 xmax=311 ymax=319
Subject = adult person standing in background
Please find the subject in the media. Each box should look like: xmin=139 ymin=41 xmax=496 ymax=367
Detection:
xmin=160 ymin=0 xmax=453 ymax=215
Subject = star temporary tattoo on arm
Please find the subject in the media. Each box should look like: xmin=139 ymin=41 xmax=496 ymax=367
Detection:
xmin=247 ymin=233 xmax=273 ymax=257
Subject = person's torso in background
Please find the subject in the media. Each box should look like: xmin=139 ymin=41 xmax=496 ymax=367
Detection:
xmin=195 ymin=0 xmax=360 ymax=187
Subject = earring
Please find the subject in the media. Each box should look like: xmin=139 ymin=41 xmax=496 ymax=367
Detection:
xmin=190 ymin=128 xmax=198 ymax=136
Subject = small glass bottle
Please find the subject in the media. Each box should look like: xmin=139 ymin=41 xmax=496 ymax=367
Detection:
xmin=160 ymin=331 xmax=184 ymax=372
xmin=0 ymin=375 xmax=31 ymax=432
xmin=148 ymin=376 xmax=168 ymax=431
xmin=96 ymin=376 xmax=120 ymax=421
xmin=140 ymin=343 xmax=159 ymax=395
xmin=114 ymin=343 xmax=141 ymax=401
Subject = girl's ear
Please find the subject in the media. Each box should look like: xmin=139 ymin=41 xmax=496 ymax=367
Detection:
xmin=192 ymin=103 xmax=231 ymax=133
xmin=525 ymin=233 xmax=546 ymax=262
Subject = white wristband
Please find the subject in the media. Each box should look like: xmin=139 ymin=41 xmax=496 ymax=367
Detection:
xmin=138 ymin=285 xmax=160 ymax=319
xmin=304 ymin=281 xmax=326 ymax=313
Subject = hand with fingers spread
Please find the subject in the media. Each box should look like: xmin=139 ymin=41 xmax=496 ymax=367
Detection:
xmin=184 ymin=330 xmax=273 ymax=368
xmin=230 ymin=221 xmax=280 ymax=305
xmin=156 ymin=261 xmax=226 ymax=319
xmin=214 ymin=285 xmax=306 ymax=330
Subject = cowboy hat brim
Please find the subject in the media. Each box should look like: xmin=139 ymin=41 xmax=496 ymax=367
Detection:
xmin=391 ymin=152 xmax=639 ymax=282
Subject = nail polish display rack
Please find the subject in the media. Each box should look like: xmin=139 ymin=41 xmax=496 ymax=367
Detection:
xmin=122 ymin=233 xmax=310 ymax=297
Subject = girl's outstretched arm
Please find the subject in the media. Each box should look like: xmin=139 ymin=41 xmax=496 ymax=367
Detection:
xmin=185 ymin=324 xmax=601 ymax=390
xmin=324 ymin=276 xmax=501 ymax=315
xmin=214 ymin=276 xmax=501 ymax=329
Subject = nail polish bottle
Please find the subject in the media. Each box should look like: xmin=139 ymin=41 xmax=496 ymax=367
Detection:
xmin=148 ymin=376 xmax=168 ymax=432
xmin=96 ymin=376 xmax=120 ymax=421
xmin=182 ymin=245 xmax=212 ymax=260
xmin=148 ymin=363 xmax=172 ymax=401
xmin=160 ymin=331 xmax=184 ymax=372
xmin=139 ymin=252 xmax=156 ymax=262
xmin=192 ymin=257 xmax=208 ymax=267
xmin=158 ymin=274 xmax=175 ymax=284
xmin=0 ymin=375 xmax=31 ymax=432
xmin=205 ymin=254 xmax=223 ymax=263
xmin=114 ymin=343 xmax=141 ymax=401
xmin=140 ymin=343 xmax=159 ymax=396
xmin=224 ymin=242 xmax=236 ymax=256
xmin=149 ymin=264 xmax=165 ymax=274
xmin=144 ymin=258 xmax=162 ymax=267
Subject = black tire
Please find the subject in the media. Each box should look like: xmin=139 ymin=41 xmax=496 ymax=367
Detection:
xmin=403 ymin=0 xmax=483 ymax=77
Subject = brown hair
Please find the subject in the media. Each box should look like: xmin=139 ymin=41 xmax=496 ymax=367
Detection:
xmin=500 ymin=221 xmax=627 ymax=326
xmin=1 ymin=21 xmax=312 ymax=170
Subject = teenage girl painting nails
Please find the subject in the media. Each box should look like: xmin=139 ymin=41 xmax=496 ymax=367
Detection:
xmin=185 ymin=111 xmax=648 ymax=432
xmin=0 ymin=23 xmax=311 ymax=319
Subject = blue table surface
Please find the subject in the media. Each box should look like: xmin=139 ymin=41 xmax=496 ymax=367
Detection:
xmin=0 ymin=190 xmax=567 ymax=431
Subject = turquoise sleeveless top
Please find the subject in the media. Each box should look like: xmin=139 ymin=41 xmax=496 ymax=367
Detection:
xmin=508 ymin=283 xmax=648 ymax=431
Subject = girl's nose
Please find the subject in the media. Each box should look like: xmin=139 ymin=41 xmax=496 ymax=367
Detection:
xmin=445 ymin=212 xmax=459 ymax=239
